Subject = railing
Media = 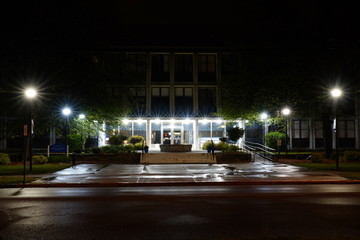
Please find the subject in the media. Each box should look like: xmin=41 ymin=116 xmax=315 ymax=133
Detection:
xmin=241 ymin=141 xmax=275 ymax=161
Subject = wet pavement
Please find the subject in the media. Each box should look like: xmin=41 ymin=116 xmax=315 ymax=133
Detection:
xmin=31 ymin=159 xmax=349 ymax=185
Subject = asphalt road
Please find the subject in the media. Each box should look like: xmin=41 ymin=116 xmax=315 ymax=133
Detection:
xmin=1 ymin=185 xmax=360 ymax=240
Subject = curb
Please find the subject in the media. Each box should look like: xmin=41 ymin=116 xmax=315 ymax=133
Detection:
xmin=2 ymin=179 xmax=360 ymax=188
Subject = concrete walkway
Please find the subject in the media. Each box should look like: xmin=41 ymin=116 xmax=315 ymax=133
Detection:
xmin=28 ymin=158 xmax=354 ymax=186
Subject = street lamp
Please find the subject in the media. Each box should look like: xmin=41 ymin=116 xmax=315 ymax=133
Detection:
xmin=62 ymin=107 xmax=72 ymax=146
xmin=281 ymin=107 xmax=291 ymax=154
xmin=331 ymin=88 xmax=342 ymax=170
xmin=260 ymin=113 xmax=268 ymax=145
xmin=24 ymin=88 xmax=37 ymax=173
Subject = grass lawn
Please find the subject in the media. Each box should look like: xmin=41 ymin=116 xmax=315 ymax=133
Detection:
xmin=292 ymin=162 xmax=360 ymax=180
xmin=0 ymin=164 xmax=71 ymax=176
xmin=0 ymin=176 xmax=37 ymax=184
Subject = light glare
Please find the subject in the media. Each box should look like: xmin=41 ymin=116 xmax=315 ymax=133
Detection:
xmin=282 ymin=108 xmax=291 ymax=116
xmin=331 ymin=88 xmax=342 ymax=98
xmin=25 ymin=88 xmax=37 ymax=99
xmin=62 ymin=107 xmax=71 ymax=116
xmin=260 ymin=113 xmax=268 ymax=120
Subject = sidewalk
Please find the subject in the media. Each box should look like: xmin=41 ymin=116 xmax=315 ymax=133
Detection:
xmin=22 ymin=159 xmax=360 ymax=187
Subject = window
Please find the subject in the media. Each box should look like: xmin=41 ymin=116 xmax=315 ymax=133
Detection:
xmin=151 ymin=54 xmax=170 ymax=82
xmin=338 ymin=120 xmax=355 ymax=138
xmin=315 ymin=121 xmax=324 ymax=148
xmin=338 ymin=120 xmax=355 ymax=148
xmin=221 ymin=54 xmax=240 ymax=73
xmin=127 ymin=54 xmax=146 ymax=72
xmin=175 ymin=87 xmax=193 ymax=116
xmin=128 ymin=88 xmax=146 ymax=116
xmin=292 ymin=120 xmax=309 ymax=148
xmin=151 ymin=87 xmax=170 ymax=115
xmin=198 ymin=87 xmax=216 ymax=115
xmin=198 ymin=54 xmax=216 ymax=82
xmin=175 ymin=54 xmax=193 ymax=82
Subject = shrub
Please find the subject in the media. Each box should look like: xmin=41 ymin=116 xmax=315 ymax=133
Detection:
xmin=108 ymin=135 xmax=127 ymax=145
xmin=219 ymin=137 xmax=227 ymax=143
xmin=311 ymin=152 xmax=324 ymax=163
xmin=215 ymin=142 xmax=228 ymax=151
xmin=0 ymin=153 xmax=11 ymax=165
xmin=134 ymin=142 xmax=145 ymax=150
xmin=91 ymin=147 xmax=101 ymax=154
xmin=48 ymin=155 xmax=72 ymax=163
xmin=67 ymin=134 xmax=85 ymax=152
xmin=32 ymin=155 xmax=48 ymax=164
xmin=99 ymin=145 xmax=122 ymax=153
xmin=128 ymin=135 xmax=144 ymax=145
xmin=341 ymin=151 xmax=360 ymax=162
xmin=227 ymin=127 xmax=244 ymax=142
xmin=124 ymin=144 xmax=135 ymax=153
xmin=202 ymin=141 xmax=214 ymax=150
xmin=264 ymin=131 xmax=287 ymax=150
xmin=225 ymin=145 xmax=241 ymax=152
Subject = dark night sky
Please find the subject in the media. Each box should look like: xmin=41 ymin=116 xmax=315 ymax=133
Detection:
xmin=1 ymin=0 xmax=360 ymax=49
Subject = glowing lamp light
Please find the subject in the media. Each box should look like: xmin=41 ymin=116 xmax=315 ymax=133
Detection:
xmin=282 ymin=108 xmax=291 ymax=116
xmin=123 ymin=119 xmax=130 ymax=125
xmin=136 ymin=118 xmax=144 ymax=124
xmin=331 ymin=88 xmax=342 ymax=98
xmin=200 ymin=119 xmax=209 ymax=124
xmin=154 ymin=118 xmax=161 ymax=124
xmin=78 ymin=114 xmax=85 ymax=119
xmin=215 ymin=118 xmax=223 ymax=124
xmin=183 ymin=118 xmax=191 ymax=124
xmin=62 ymin=107 xmax=71 ymax=116
xmin=260 ymin=113 xmax=268 ymax=120
xmin=25 ymin=88 xmax=37 ymax=99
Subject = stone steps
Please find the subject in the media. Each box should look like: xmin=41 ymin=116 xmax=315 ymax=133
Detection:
xmin=141 ymin=153 xmax=216 ymax=164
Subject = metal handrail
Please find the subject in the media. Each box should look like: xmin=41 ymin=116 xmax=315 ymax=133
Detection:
xmin=242 ymin=141 xmax=275 ymax=161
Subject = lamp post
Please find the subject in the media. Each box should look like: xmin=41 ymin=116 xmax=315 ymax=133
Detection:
xmin=24 ymin=88 xmax=37 ymax=173
xmin=62 ymin=107 xmax=72 ymax=146
xmin=260 ymin=113 xmax=268 ymax=145
xmin=331 ymin=88 xmax=342 ymax=170
xmin=281 ymin=108 xmax=291 ymax=155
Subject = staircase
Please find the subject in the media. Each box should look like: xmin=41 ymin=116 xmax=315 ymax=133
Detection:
xmin=141 ymin=152 xmax=216 ymax=164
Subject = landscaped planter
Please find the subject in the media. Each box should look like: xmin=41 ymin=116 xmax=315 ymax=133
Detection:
xmin=73 ymin=153 xmax=141 ymax=164
xmin=215 ymin=152 xmax=252 ymax=163
xmin=272 ymin=154 xmax=311 ymax=162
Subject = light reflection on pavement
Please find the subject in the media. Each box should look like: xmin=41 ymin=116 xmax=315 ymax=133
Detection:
xmin=31 ymin=160 xmax=347 ymax=184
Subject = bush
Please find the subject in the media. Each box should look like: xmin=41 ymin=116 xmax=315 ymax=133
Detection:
xmin=99 ymin=145 xmax=122 ymax=153
xmin=128 ymin=135 xmax=144 ymax=145
xmin=341 ymin=151 xmax=360 ymax=162
xmin=0 ymin=153 xmax=11 ymax=165
xmin=32 ymin=155 xmax=48 ymax=164
xmin=67 ymin=134 xmax=85 ymax=152
xmin=91 ymin=147 xmax=101 ymax=154
xmin=134 ymin=142 xmax=145 ymax=150
xmin=227 ymin=127 xmax=244 ymax=142
xmin=264 ymin=131 xmax=287 ymax=150
xmin=124 ymin=144 xmax=135 ymax=153
xmin=215 ymin=142 xmax=228 ymax=151
xmin=311 ymin=152 xmax=324 ymax=163
xmin=48 ymin=155 xmax=72 ymax=163
xmin=108 ymin=135 xmax=127 ymax=145
xmin=225 ymin=145 xmax=241 ymax=152
xmin=219 ymin=137 xmax=227 ymax=143
xmin=202 ymin=141 xmax=214 ymax=150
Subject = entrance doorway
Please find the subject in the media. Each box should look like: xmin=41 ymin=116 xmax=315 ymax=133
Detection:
xmin=150 ymin=120 xmax=194 ymax=148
